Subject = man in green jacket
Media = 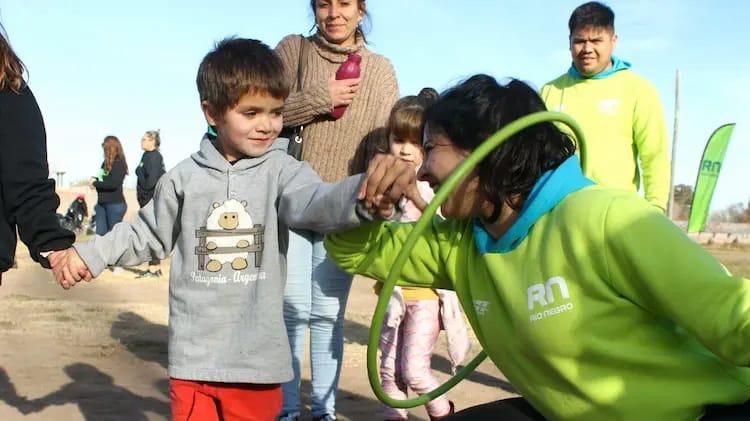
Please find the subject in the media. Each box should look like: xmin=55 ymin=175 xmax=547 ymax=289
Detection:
xmin=541 ymin=2 xmax=670 ymax=211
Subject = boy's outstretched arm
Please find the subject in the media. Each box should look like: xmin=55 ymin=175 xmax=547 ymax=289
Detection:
xmin=277 ymin=159 xmax=367 ymax=233
xmin=278 ymin=154 xmax=415 ymax=232
xmin=74 ymin=178 xmax=181 ymax=277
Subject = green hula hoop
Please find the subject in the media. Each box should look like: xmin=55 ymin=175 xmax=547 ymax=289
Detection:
xmin=367 ymin=111 xmax=587 ymax=408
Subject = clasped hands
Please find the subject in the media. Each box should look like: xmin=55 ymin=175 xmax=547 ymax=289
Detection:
xmin=48 ymin=248 xmax=92 ymax=290
xmin=358 ymin=154 xmax=422 ymax=219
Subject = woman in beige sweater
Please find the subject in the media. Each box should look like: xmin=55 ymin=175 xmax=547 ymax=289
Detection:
xmin=275 ymin=1 xmax=399 ymax=420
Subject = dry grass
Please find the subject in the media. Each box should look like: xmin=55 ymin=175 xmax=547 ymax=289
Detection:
xmin=708 ymin=247 xmax=750 ymax=278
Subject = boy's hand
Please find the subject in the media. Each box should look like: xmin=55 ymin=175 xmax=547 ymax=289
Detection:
xmin=49 ymin=248 xmax=92 ymax=290
xmin=358 ymin=154 xmax=417 ymax=218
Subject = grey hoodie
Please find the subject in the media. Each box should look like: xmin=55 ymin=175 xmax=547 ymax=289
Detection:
xmin=76 ymin=136 xmax=364 ymax=383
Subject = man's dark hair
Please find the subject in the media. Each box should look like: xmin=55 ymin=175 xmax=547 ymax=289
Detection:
xmin=568 ymin=2 xmax=615 ymax=35
xmin=197 ymin=37 xmax=289 ymax=114
xmin=424 ymin=74 xmax=576 ymax=221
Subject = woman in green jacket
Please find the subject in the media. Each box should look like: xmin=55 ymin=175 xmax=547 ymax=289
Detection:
xmin=326 ymin=74 xmax=750 ymax=420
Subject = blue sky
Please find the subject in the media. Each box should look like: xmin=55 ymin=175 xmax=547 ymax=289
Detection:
xmin=2 ymin=1 xmax=748 ymax=212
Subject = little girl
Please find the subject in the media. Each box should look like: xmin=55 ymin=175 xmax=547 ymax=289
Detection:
xmin=376 ymin=88 xmax=471 ymax=421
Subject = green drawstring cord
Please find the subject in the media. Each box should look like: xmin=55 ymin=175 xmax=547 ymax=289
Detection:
xmin=366 ymin=111 xmax=588 ymax=408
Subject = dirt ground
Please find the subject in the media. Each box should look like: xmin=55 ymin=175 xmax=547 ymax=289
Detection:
xmin=0 ymin=234 xmax=747 ymax=420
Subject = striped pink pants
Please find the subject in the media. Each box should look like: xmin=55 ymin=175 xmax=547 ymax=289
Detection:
xmin=379 ymin=299 xmax=451 ymax=420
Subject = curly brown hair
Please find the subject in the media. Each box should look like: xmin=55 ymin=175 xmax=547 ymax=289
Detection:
xmin=102 ymin=135 xmax=129 ymax=174
xmin=0 ymin=23 xmax=25 ymax=93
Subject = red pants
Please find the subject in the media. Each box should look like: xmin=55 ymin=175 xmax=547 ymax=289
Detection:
xmin=170 ymin=378 xmax=281 ymax=421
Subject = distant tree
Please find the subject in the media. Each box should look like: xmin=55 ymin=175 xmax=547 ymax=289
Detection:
xmin=672 ymin=184 xmax=694 ymax=220
xmin=710 ymin=201 xmax=750 ymax=223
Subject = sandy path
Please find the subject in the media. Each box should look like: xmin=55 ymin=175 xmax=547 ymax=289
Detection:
xmin=0 ymin=248 xmax=513 ymax=420
xmin=1 ymin=240 xmax=746 ymax=420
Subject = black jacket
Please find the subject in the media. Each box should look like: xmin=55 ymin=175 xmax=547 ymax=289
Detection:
xmin=0 ymin=85 xmax=75 ymax=273
xmin=93 ymin=158 xmax=127 ymax=204
xmin=135 ymin=149 xmax=165 ymax=207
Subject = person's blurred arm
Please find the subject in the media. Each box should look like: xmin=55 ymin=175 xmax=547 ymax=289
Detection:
xmin=605 ymin=195 xmax=750 ymax=364
xmin=633 ymin=80 xmax=670 ymax=212
xmin=0 ymin=86 xmax=74 ymax=273
xmin=325 ymin=217 xmax=458 ymax=291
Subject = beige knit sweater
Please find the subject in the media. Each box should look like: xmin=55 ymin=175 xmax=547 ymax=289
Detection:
xmin=276 ymin=33 xmax=400 ymax=182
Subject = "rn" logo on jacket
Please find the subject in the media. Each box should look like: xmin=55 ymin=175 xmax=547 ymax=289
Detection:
xmin=527 ymin=276 xmax=574 ymax=323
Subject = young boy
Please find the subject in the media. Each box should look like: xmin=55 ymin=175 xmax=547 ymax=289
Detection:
xmin=49 ymin=38 xmax=367 ymax=420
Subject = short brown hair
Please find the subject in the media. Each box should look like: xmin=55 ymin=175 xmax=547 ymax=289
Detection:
xmin=196 ymin=38 xmax=289 ymax=114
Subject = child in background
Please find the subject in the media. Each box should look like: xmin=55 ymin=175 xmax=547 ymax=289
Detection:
xmin=377 ymin=89 xmax=471 ymax=421
xmin=49 ymin=38 xmax=368 ymax=421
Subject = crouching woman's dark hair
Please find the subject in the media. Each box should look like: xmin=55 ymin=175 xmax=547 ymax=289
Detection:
xmin=424 ymin=74 xmax=576 ymax=221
